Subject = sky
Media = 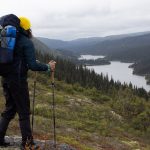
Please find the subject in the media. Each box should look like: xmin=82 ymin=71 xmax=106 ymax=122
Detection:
xmin=0 ymin=0 xmax=150 ymax=40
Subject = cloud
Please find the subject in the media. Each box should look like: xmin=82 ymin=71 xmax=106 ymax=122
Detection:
xmin=1 ymin=0 xmax=150 ymax=40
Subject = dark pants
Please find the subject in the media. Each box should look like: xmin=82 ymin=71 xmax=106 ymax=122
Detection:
xmin=0 ymin=77 xmax=32 ymax=143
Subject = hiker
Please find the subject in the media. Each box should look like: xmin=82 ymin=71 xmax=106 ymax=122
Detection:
xmin=0 ymin=14 xmax=56 ymax=149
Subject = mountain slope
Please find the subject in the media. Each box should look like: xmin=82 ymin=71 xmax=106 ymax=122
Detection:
xmin=36 ymin=37 xmax=67 ymax=50
xmin=37 ymin=31 xmax=150 ymax=55
xmin=32 ymin=38 xmax=61 ymax=56
xmin=32 ymin=38 xmax=77 ymax=60
xmin=0 ymin=73 xmax=150 ymax=150
xmin=38 ymin=31 xmax=150 ymax=75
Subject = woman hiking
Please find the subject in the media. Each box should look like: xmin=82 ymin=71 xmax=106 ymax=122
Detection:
xmin=0 ymin=14 xmax=56 ymax=149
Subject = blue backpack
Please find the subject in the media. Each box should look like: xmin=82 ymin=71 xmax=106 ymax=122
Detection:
xmin=0 ymin=25 xmax=17 ymax=63
xmin=0 ymin=14 xmax=20 ymax=76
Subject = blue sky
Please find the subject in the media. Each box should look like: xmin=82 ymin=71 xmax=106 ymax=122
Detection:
xmin=1 ymin=0 xmax=150 ymax=40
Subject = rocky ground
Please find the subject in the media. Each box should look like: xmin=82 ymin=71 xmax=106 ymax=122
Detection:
xmin=0 ymin=136 xmax=76 ymax=150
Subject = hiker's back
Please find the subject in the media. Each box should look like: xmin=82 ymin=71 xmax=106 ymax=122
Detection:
xmin=0 ymin=14 xmax=30 ymax=79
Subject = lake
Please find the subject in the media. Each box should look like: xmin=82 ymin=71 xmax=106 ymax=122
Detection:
xmin=79 ymin=55 xmax=150 ymax=92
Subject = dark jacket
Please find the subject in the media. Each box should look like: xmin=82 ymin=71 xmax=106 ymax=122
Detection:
xmin=4 ymin=28 xmax=49 ymax=80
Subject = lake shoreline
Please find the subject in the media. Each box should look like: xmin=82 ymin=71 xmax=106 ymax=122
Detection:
xmin=79 ymin=55 xmax=150 ymax=91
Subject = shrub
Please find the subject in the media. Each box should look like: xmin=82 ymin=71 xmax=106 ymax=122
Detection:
xmin=132 ymin=109 xmax=150 ymax=132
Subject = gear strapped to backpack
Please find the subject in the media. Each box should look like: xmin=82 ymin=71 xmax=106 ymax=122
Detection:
xmin=0 ymin=25 xmax=17 ymax=63
xmin=0 ymin=14 xmax=20 ymax=76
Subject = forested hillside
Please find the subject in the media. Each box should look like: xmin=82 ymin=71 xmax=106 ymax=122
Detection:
xmin=35 ymin=50 xmax=149 ymax=100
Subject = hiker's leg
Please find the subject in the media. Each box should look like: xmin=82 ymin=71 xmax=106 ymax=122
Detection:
xmin=11 ymin=80 xmax=40 ymax=149
xmin=2 ymin=79 xmax=39 ymax=149
xmin=8 ymin=79 xmax=32 ymax=146
xmin=0 ymin=80 xmax=16 ymax=146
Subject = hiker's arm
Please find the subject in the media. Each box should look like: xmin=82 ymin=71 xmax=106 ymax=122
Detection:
xmin=23 ymin=40 xmax=50 ymax=71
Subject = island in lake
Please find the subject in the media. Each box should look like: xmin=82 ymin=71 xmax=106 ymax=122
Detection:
xmin=79 ymin=58 xmax=111 ymax=66
xmin=78 ymin=55 xmax=111 ymax=66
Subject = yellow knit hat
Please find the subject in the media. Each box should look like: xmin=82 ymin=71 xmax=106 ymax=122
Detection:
xmin=19 ymin=17 xmax=31 ymax=30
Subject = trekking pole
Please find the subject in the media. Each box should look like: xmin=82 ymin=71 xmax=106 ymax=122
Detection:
xmin=31 ymin=60 xmax=40 ymax=133
xmin=31 ymin=71 xmax=37 ymax=133
xmin=51 ymin=71 xmax=57 ymax=148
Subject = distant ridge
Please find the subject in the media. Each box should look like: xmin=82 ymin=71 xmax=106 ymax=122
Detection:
xmin=37 ymin=31 xmax=150 ymax=54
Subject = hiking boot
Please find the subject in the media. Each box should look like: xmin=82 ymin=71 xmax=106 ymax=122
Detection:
xmin=19 ymin=119 xmax=40 ymax=149
xmin=20 ymin=144 xmax=40 ymax=150
xmin=21 ymin=138 xmax=41 ymax=150
xmin=0 ymin=117 xmax=10 ymax=147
